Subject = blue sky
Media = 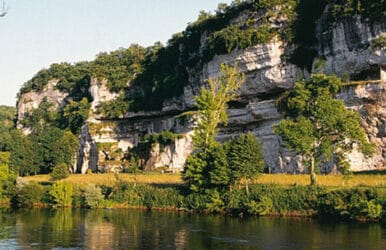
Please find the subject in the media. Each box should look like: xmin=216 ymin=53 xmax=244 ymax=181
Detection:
xmin=0 ymin=0 xmax=231 ymax=106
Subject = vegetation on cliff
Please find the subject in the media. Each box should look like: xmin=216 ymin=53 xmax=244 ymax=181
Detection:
xmin=18 ymin=0 xmax=385 ymax=120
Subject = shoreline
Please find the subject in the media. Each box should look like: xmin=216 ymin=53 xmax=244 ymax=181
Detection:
xmin=2 ymin=182 xmax=385 ymax=223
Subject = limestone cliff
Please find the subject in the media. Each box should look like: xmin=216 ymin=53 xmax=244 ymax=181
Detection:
xmin=16 ymin=2 xmax=386 ymax=173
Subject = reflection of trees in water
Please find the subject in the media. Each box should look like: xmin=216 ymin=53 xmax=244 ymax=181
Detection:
xmin=14 ymin=209 xmax=81 ymax=248
xmin=3 ymin=209 xmax=386 ymax=249
xmin=0 ymin=209 xmax=16 ymax=240
xmin=82 ymin=210 xmax=190 ymax=249
xmin=51 ymin=209 xmax=75 ymax=245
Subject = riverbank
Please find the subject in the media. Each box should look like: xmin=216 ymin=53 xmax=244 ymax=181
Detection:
xmin=23 ymin=172 xmax=386 ymax=188
xmin=4 ymin=174 xmax=386 ymax=223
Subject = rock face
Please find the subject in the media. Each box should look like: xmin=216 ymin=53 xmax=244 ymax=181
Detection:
xmin=337 ymin=83 xmax=386 ymax=171
xmin=16 ymin=80 xmax=67 ymax=133
xmin=16 ymin=11 xmax=386 ymax=173
xmin=317 ymin=15 xmax=386 ymax=78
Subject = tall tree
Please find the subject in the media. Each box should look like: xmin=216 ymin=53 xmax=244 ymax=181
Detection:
xmin=273 ymin=74 xmax=374 ymax=185
xmin=183 ymin=64 xmax=245 ymax=192
xmin=193 ymin=64 xmax=245 ymax=150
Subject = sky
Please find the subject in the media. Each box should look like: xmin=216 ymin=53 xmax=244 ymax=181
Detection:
xmin=0 ymin=0 xmax=232 ymax=106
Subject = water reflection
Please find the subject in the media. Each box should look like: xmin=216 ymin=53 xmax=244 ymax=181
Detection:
xmin=0 ymin=208 xmax=385 ymax=249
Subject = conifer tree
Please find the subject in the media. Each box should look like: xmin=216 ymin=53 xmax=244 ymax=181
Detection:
xmin=227 ymin=132 xmax=265 ymax=193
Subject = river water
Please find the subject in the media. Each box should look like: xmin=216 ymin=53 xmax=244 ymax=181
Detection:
xmin=0 ymin=208 xmax=386 ymax=249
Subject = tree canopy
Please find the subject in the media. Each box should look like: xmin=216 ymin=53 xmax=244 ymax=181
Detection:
xmin=273 ymin=74 xmax=374 ymax=185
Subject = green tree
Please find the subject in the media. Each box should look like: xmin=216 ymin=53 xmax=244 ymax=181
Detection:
xmin=6 ymin=130 xmax=39 ymax=176
xmin=49 ymin=181 xmax=74 ymax=207
xmin=193 ymin=63 xmax=245 ymax=150
xmin=62 ymin=97 xmax=91 ymax=134
xmin=50 ymin=163 xmax=70 ymax=181
xmin=273 ymin=74 xmax=374 ymax=185
xmin=0 ymin=163 xmax=16 ymax=199
xmin=32 ymin=128 xmax=79 ymax=173
xmin=183 ymin=64 xmax=245 ymax=192
xmin=227 ymin=133 xmax=265 ymax=193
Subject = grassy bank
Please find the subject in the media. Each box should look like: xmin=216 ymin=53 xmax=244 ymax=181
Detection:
xmin=23 ymin=173 xmax=182 ymax=186
xmin=23 ymin=173 xmax=386 ymax=188
xmin=8 ymin=173 xmax=385 ymax=222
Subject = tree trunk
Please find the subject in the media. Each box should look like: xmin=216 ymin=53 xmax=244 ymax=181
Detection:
xmin=310 ymin=156 xmax=317 ymax=186
xmin=245 ymin=179 xmax=249 ymax=196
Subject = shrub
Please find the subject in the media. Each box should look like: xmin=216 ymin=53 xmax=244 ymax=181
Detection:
xmin=204 ymin=189 xmax=225 ymax=213
xmin=109 ymin=182 xmax=142 ymax=206
xmin=50 ymin=163 xmax=70 ymax=181
xmin=183 ymin=193 xmax=208 ymax=210
xmin=318 ymin=188 xmax=383 ymax=221
xmin=371 ymin=36 xmax=386 ymax=50
xmin=72 ymin=185 xmax=86 ymax=207
xmin=14 ymin=182 xmax=46 ymax=208
xmin=135 ymin=184 xmax=184 ymax=209
xmin=0 ymin=164 xmax=17 ymax=199
xmin=246 ymin=196 xmax=273 ymax=216
xmin=49 ymin=181 xmax=74 ymax=207
xmin=83 ymin=184 xmax=104 ymax=208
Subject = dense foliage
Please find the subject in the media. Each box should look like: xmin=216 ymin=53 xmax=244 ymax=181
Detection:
xmin=4 ymin=179 xmax=386 ymax=222
xmin=0 ymin=105 xmax=78 ymax=176
xmin=0 ymin=159 xmax=16 ymax=200
xmin=273 ymin=74 xmax=374 ymax=185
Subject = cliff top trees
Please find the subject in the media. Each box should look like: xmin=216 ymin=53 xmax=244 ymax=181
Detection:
xmin=273 ymin=74 xmax=374 ymax=185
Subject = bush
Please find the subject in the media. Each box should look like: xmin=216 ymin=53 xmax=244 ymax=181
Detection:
xmin=109 ymin=182 xmax=142 ymax=206
xmin=371 ymin=36 xmax=386 ymax=50
xmin=318 ymin=188 xmax=383 ymax=221
xmin=0 ymin=164 xmax=17 ymax=199
xmin=49 ymin=181 xmax=74 ymax=207
xmin=136 ymin=184 xmax=184 ymax=209
xmin=183 ymin=193 xmax=208 ymax=210
xmin=83 ymin=184 xmax=104 ymax=208
xmin=13 ymin=182 xmax=46 ymax=208
xmin=245 ymin=196 xmax=273 ymax=216
xmin=50 ymin=163 xmax=70 ymax=181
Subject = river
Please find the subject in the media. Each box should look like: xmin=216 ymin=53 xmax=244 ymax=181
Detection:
xmin=0 ymin=208 xmax=385 ymax=249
